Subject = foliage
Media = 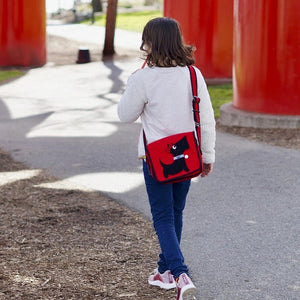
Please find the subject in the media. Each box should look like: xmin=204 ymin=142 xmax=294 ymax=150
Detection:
xmin=208 ymin=84 xmax=233 ymax=118
xmin=0 ymin=70 xmax=24 ymax=83
xmin=82 ymin=10 xmax=162 ymax=32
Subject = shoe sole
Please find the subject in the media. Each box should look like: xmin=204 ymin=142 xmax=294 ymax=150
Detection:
xmin=148 ymin=279 xmax=176 ymax=289
xmin=181 ymin=286 xmax=197 ymax=300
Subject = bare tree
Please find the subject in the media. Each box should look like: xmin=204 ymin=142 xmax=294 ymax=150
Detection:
xmin=103 ymin=0 xmax=118 ymax=56
xmin=92 ymin=0 xmax=102 ymax=12
xmin=144 ymin=0 xmax=155 ymax=5
xmin=91 ymin=0 xmax=102 ymax=24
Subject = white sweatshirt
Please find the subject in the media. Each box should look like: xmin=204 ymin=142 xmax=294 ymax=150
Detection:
xmin=118 ymin=65 xmax=216 ymax=164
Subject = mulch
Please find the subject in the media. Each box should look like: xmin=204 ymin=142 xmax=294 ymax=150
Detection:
xmin=216 ymin=122 xmax=300 ymax=151
xmin=0 ymin=149 xmax=174 ymax=299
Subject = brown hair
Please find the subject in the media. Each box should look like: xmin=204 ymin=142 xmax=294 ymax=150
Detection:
xmin=140 ymin=17 xmax=195 ymax=67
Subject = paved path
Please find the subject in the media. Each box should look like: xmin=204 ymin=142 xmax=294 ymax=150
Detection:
xmin=0 ymin=24 xmax=299 ymax=299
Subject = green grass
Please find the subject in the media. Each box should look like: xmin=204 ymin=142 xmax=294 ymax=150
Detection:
xmin=0 ymin=70 xmax=24 ymax=83
xmin=82 ymin=10 xmax=162 ymax=32
xmin=208 ymin=84 xmax=233 ymax=118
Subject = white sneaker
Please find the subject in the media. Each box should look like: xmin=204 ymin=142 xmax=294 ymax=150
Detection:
xmin=176 ymin=273 xmax=197 ymax=300
xmin=148 ymin=268 xmax=176 ymax=289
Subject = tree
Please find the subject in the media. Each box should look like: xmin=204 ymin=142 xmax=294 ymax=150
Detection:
xmin=92 ymin=0 xmax=102 ymax=12
xmin=91 ymin=0 xmax=102 ymax=24
xmin=144 ymin=0 xmax=155 ymax=5
xmin=103 ymin=0 xmax=118 ymax=56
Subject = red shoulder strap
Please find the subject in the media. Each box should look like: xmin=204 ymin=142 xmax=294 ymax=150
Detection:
xmin=188 ymin=65 xmax=198 ymax=96
xmin=187 ymin=65 xmax=202 ymax=154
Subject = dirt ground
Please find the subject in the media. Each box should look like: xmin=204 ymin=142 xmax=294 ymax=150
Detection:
xmin=216 ymin=123 xmax=300 ymax=151
xmin=0 ymin=34 xmax=299 ymax=300
xmin=0 ymin=149 xmax=175 ymax=300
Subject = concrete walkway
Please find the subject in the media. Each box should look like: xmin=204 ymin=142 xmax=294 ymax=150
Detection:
xmin=0 ymin=24 xmax=299 ymax=299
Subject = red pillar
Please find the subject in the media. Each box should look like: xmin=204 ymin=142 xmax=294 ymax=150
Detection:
xmin=233 ymin=0 xmax=300 ymax=115
xmin=164 ymin=0 xmax=233 ymax=78
xmin=0 ymin=0 xmax=46 ymax=67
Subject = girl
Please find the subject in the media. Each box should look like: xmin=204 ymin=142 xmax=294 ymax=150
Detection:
xmin=118 ymin=17 xmax=216 ymax=300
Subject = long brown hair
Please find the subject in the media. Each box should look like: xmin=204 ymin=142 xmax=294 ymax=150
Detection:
xmin=140 ymin=17 xmax=195 ymax=67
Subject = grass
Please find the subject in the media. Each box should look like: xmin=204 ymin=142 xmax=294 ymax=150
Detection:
xmin=82 ymin=10 xmax=162 ymax=32
xmin=0 ymin=70 xmax=24 ymax=84
xmin=208 ymin=85 xmax=233 ymax=118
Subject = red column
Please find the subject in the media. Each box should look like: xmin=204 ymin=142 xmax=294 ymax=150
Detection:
xmin=233 ymin=0 xmax=300 ymax=115
xmin=0 ymin=0 xmax=46 ymax=67
xmin=164 ymin=0 xmax=233 ymax=78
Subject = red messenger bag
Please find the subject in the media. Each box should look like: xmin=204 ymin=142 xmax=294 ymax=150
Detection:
xmin=143 ymin=65 xmax=203 ymax=184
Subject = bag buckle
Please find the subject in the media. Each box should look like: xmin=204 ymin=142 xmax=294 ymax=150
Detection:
xmin=193 ymin=96 xmax=200 ymax=103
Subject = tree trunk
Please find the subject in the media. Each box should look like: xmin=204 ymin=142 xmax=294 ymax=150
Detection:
xmin=144 ymin=0 xmax=155 ymax=5
xmin=103 ymin=0 xmax=118 ymax=56
xmin=91 ymin=0 xmax=103 ymax=23
xmin=92 ymin=0 xmax=102 ymax=12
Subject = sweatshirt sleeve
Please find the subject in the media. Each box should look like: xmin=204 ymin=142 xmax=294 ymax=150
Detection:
xmin=196 ymin=69 xmax=216 ymax=164
xmin=118 ymin=72 xmax=147 ymax=123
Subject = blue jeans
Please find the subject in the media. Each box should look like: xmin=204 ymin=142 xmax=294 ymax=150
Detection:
xmin=143 ymin=160 xmax=191 ymax=280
